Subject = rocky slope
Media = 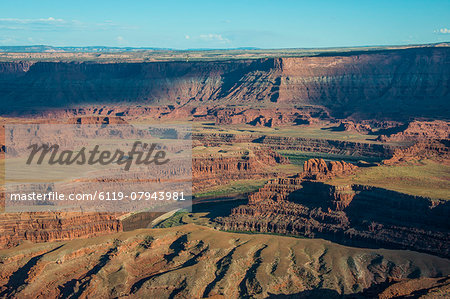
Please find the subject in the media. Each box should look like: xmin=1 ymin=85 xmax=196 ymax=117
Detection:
xmin=383 ymin=139 xmax=449 ymax=165
xmin=1 ymin=47 xmax=449 ymax=121
xmin=376 ymin=120 xmax=450 ymax=164
xmin=0 ymin=224 xmax=449 ymax=298
xmin=377 ymin=121 xmax=450 ymax=142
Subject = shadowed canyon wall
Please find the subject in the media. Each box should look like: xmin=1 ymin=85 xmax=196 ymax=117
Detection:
xmin=219 ymin=160 xmax=450 ymax=258
xmin=1 ymin=47 xmax=449 ymax=121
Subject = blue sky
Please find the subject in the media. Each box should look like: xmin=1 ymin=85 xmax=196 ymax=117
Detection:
xmin=1 ymin=0 xmax=449 ymax=49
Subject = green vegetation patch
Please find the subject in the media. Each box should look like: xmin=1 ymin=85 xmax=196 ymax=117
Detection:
xmin=277 ymin=150 xmax=383 ymax=165
xmin=329 ymin=160 xmax=450 ymax=200
xmin=194 ymin=179 xmax=268 ymax=199
xmin=154 ymin=210 xmax=189 ymax=228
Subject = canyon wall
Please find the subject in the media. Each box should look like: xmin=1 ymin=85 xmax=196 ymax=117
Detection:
xmin=1 ymin=47 xmax=449 ymax=121
xmin=0 ymin=146 xmax=287 ymax=248
xmin=219 ymin=159 xmax=450 ymax=258
xmin=0 ymin=212 xmax=122 ymax=249
xmin=193 ymin=149 xmax=289 ymax=191
xmin=193 ymin=132 xmax=395 ymax=158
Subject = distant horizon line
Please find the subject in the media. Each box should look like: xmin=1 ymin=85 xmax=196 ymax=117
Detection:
xmin=0 ymin=42 xmax=449 ymax=52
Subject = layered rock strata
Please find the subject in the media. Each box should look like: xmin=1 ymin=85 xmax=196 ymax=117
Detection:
xmin=218 ymin=159 xmax=450 ymax=258
xmin=1 ymin=47 xmax=449 ymax=121
xmin=193 ymin=133 xmax=395 ymax=158
xmin=193 ymin=149 xmax=289 ymax=191
xmin=0 ymin=212 xmax=122 ymax=249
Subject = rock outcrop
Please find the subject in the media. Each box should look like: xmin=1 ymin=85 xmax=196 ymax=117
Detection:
xmin=66 ymin=116 xmax=128 ymax=124
xmin=302 ymin=158 xmax=357 ymax=180
xmin=376 ymin=120 xmax=450 ymax=164
xmin=193 ymin=149 xmax=289 ymax=191
xmin=213 ymin=107 xmax=325 ymax=127
xmin=377 ymin=121 xmax=450 ymax=142
xmin=384 ymin=139 xmax=450 ymax=165
xmin=332 ymin=121 xmax=373 ymax=134
xmin=0 ymin=212 xmax=122 ymax=249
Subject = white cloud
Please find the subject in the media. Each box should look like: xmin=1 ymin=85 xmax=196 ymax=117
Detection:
xmin=199 ymin=33 xmax=230 ymax=43
xmin=0 ymin=37 xmax=16 ymax=44
xmin=185 ymin=35 xmax=190 ymax=39
xmin=0 ymin=17 xmax=135 ymax=31
xmin=435 ymin=28 xmax=450 ymax=34
xmin=43 ymin=17 xmax=64 ymax=22
xmin=0 ymin=17 xmax=72 ymax=31
xmin=0 ymin=17 xmax=65 ymax=24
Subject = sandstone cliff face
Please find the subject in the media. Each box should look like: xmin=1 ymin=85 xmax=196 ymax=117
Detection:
xmin=384 ymin=139 xmax=449 ymax=165
xmin=213 ymin=107 xmax=325 ymax=126
xmin=0 ymin=212 xmax=122 ymax=249
xmin=219 ymin=159 xmax=450 ymax=258
xmin=1 ymin=48 xmax=448 ymax=121
xmin=193 ymin=149 xmax=289 ymax=191
xmin=0 ymin=61 xmax=33 ymax=75
xmin=193 ymin=132 xmax=395 ymax=158
xmin=377 ymin=121 xmax=450 ymax=142
xmin=247 ymin=159 xmax=357 ymax=210
xmin=302 ymin=158 xmax=357 ymax=180
xmin=277 ymin=49 xmax=450 ymax=120
xmin=0 ymin=59 xmax=276 ymax=112
xmin=0 ymin=146 xmax=287 ymax=248
xmin=220 ymin=184 xmax=450 ymax=258
xmin=373 ymin=120 xmax=450 ymax=164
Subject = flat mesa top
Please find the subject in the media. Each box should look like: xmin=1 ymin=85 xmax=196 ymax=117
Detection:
xmin=0 ymin=43 xmax=448 ymax=62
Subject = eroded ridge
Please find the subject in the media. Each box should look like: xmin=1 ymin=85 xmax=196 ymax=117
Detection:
xmin=0 ymin=224 xmax=448 ymax=298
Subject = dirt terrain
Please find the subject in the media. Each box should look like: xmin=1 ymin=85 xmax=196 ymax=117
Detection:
xmin=1 ymin=224 xmax=449 ymax=298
